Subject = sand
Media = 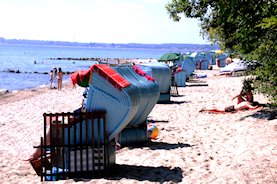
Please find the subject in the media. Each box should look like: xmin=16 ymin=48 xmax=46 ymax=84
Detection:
xmin=0 ymin=70 xmax=276 ymax=184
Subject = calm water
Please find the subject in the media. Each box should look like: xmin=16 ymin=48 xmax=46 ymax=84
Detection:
xmin=0 ymin=44 xmax=212 ymax=91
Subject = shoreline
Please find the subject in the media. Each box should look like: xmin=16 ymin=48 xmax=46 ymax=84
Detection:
xmin=0 ymin=59 xmax=155 ymax=92
xmin=0 ymin=80 xmax=73 ymax=105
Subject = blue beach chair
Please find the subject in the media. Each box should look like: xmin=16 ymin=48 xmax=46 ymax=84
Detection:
xmin=173 ymin=57 xmax=196 ymax=87
xmin=136 ymin=62 xmax=171 ymax=102
xmin=85 ymin=64 xmax=159 ymax=142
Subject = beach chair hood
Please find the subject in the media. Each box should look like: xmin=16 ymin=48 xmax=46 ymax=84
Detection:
xmin=85 ymin=64 xmax=159 ymax=141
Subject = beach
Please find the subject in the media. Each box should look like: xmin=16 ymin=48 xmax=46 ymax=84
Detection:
xmin=0 ymin=70 xmax=276 ymax=183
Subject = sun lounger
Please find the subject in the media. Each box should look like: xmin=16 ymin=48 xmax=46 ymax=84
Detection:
xmin=220 ymin=59 xmax=246 ymax=73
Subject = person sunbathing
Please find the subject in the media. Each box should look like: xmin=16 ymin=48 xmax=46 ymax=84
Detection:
xmin=199 ymin=101 xmax=263 ymax=114
xmin=232 ymin=90 xmax=264 ymax=106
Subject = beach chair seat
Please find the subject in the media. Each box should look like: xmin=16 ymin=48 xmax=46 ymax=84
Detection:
xmin=117 ymin=126 xmax=148 ymax=147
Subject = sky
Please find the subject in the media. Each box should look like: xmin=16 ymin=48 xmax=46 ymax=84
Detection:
xmin=0 ymin=0 xmax=209 ymax=44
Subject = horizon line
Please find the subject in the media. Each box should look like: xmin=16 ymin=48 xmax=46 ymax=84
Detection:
xmin=0 ymin=37 xmax=214 ymax=46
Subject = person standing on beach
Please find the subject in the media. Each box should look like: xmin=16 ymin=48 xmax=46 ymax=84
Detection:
xmin=52 ymin=67 xmax=57 ymax=89
xmin=57 ymin=67 xmax=64 ymax=91
xmin=49 ymin=70 xmax=54 ymax=89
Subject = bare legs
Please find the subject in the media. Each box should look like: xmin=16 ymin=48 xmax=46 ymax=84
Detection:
xmin=199 ymin=101 xmax=263 ymax=114
xmin=57 ymin=79 xmax=62 ymax=91
xmin=234 ymin=101 xmax=262 ymax=111
xmin=199 ymin=107 xmax=227 ymax=113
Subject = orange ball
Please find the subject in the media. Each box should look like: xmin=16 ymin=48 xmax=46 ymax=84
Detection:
xmin=147 ymin=124 xmax=158 ymax=139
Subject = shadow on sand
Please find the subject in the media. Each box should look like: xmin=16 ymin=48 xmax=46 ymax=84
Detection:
xmin=239 ymin=107 xmax=277 ymax=121
xmin=106 ymin=164 xmax=183 ymax=183
xmin=73 ymin=164 xmax=183 ymax=183
xmin=148 ymin=119 xmax=169 ymax=124
xmin=145 ymin=141 xmax=193 ymax=150
xmin=171 ymin=94 xmax=185 ymax=97
xmin=128 ymin=141 xmax=194 ymax=151
xmin=159 ymin=100 xmax=189 ymax=105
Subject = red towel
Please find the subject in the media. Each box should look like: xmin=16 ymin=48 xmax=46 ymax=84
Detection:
xmin=70 ymin=69 xmax=92 ymax=87
xmin=175 ymin=66 xmax=182 ymax=73
xmin=132 ymin=65 xmax=155 ymax=82
xmin=93 ymin=64 xmax=130 ymax=90
xmin=70 ymin=64 xmax=131 ymax=90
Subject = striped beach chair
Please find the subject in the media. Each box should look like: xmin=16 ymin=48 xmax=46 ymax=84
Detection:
xmin=136 ymin=62 xmax=171 ymax=103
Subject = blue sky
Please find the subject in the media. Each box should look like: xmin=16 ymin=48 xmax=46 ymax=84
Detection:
xmin=0 ymin=0 xmax=209 ymax=44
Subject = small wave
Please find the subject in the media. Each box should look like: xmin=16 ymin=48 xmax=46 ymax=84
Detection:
xmin=39 ymin=84 xmax=48 ymax=88
xmin=0 ymin=89 xmax=9 ymax=94
xmin=0 ymin=69 xmax=73 ymax=75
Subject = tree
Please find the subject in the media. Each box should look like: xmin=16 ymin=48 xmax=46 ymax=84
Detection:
xmin=166 ymin=0 xmax=277 ymax=104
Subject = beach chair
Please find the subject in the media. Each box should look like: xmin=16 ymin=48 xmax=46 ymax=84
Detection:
xmin=113 ymin=65 xmax=160 ymax=146
xmin=112 ymin=65 xmax=160 ymax=127
xmin=136 ymin=62 xmax=171 ymax=103
xmin=214 ymin=53 xmax=228 ymax=67
xmin=70 ymin=64 xmax=160 ymax=147
xmin=32 ymin=111 xmax=115 ymax=181
xmin=85 ymin=64 xmax=159 ymax=146
xmin=174 ymin=58 xmax=194 ymax=87
xmin=85 ymin=64 xmax=159 ymax=136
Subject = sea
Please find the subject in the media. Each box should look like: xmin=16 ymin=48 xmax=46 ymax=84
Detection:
xmin=0 ymin=44 xmax=215 ymax=91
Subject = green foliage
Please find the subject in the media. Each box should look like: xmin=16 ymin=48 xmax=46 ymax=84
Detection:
xmin=166 ymin=0 xmax=277 ymax=104
xmin=256 ymin=15 xmax=277 ymax=29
